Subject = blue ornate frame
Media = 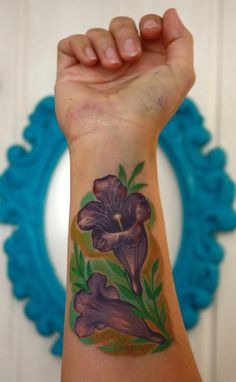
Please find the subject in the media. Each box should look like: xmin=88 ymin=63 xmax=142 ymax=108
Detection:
xmin=0 ymin=96 xmax=235 ymax=356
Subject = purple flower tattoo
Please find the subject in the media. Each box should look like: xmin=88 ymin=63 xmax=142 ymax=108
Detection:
xmin=77 ymin=175 xmax=151 ymax=294
xmin=74 ymin=273 xmax=165 ymax=344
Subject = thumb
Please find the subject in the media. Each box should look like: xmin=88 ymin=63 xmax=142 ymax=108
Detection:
xmin=162 ymin=8 xmax=195 ymax=81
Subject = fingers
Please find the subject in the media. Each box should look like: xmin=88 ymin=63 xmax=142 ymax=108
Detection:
xmin=109 ymin=17 xmax=142 ymax=61
xmin=57 ymin=16 xmax=142 ymax=74
xmin=162 ymin=9 xmax=195 ymax=81
xmin=57 ymin=14 xmax=165 ymax=74
xmin=139 ymin=14 xmax=162 ymax=40
xmin=86 ymin=28 xmax=122 ymax=67
xmin=57 ymin=34 xmax=98 ymax=74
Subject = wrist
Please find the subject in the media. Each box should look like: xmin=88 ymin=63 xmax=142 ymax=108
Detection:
xmin=68 ymin=130 xmax=158 ymax=171
xmin=68 ymin=132 xmax=160 ymax=217
xmin=66 ymin=120 xmax=160 ymax=158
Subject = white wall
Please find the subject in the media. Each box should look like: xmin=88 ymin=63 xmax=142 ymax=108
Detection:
xmin=0 ymin=0 xmax=236 ymax=381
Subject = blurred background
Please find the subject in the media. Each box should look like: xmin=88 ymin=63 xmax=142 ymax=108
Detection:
xmin=0 ymin=0 xmax=236 ymax=381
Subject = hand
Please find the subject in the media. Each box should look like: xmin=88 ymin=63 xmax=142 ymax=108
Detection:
xmin=55 ymin=8 xmax=195 ymax=147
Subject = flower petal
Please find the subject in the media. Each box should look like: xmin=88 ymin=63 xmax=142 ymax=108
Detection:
xmin=74 ymin=273 xmax=165 ymax=343
xmin=124 ymin=193 xmax=151 ymax=224
xmin=77 ymin=201 xmax=113 ymax=231
xmin=87 ymin=273 xmax=119 ymax=300
xmin=136 ymin=199 xmax=151 ymax=223
xmin=75 ymin=315 xmax=103 ymax=337
xmin=93 ymin=175 xmax=127 ymax=208
xmin=74 ymin=273 xmax=119 ymax=337
xmin=74 ymin=290 xmax=91 ymax=314
xmin=92 ymin=224 xmax=142 ymax=252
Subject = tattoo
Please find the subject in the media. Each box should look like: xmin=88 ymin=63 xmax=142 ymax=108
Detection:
xmin=69 ymin=161 xmax=173 ymax=355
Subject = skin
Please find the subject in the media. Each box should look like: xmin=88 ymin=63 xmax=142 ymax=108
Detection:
xmin=55 ymin=8 xmax=201 ymax=382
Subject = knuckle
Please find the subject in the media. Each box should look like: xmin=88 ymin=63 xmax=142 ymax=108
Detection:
xmin=74 ymin=33 xmax=85 ymax=39
xmin=140 ymin=13 xmax=160 ymax=24
xmin=86 ymin=27 xmax=107 ymax=37
xmin=57 ymin=34 xmax=86 ymax=51
xmin=110 ymin=16 xmax=136 ymax=30
xmin=57 ymin=37 xmax=67 ymax=51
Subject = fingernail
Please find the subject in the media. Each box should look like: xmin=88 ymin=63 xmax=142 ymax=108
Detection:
xmin=105 ymin=47 xmax=121 ymax=63
xmin=143 ymin=19 xmax=160 ymax=29
xmin=84 ymin=46 xmax=97 ymax=60
xmin=123 ymin=38 xmax=140 ymax=56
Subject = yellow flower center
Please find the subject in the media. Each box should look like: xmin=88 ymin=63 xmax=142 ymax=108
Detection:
xmin=113 ymin=213 xmax=124 ymax=231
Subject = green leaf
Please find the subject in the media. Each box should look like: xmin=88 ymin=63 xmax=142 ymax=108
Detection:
xmin=129 ymin=306 xmax=149 ymax=319
xmin=146 ymin=301 xmax=157 ymax=322
xmin=107 ymin=260 xmax=126 ymax=278
xmin=118 ymin=164 xmax=127 ymax=185
xmin=128 ymin=183 xmax=147 ymax=193
xmin=79 ymin=251 xmax=85 ymax=274
xmin=80 ymin=192 xmax=96 ymax=208
xmin=99 ymin=342 xmax=120 ymax=353
xmin=86 ymin=261 xmax=92 ymax=279
xmin=70 ymin=265 xmax=79 ymax=285
xmin=74 ymin=241 xmax=82 ymax=275
xmin=127 ymin=161 xmax=145 ymax=187
xmin=135 ymin=294 xmax=147 ymax=310
xmin=71 ymin=266 xmax=83 ymax=277
xmin=160 ymin=302 xmax=166 ymax=325
xmin=152 ymin=340 xmax=172 ymax=353
xmin=153 ymin=283 xmax=163 ymax=299
xmin=116 ymin=283 xmax=135 ymax=300
xmin=132 ymin=337 xmax=149 ymax=344
xmin=69 ymin=296 xmax=78 ymax=331
xmin=144 ymin=278 xmax=153 ymax=299
xmin=74 ymin=281 xmax=87 ymax=290
xmin=152 ymin=258 xmax=159 ymax=277
xmin=79 ymin=337 xmax=94 ymax=344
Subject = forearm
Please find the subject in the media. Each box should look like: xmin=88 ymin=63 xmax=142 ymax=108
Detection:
xmin=61 ymin=129 xmax=201 ymax=382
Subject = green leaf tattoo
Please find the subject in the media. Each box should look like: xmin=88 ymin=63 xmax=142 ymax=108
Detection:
xmin=80 ymin=192 xmax=96 ymax=208
xmin=118 ymin=164 xmax=127 ymax=186
xmin=129 ymin=183 xmax=147 ymax=193
xmin=127 ymin=161 xmax=145 ymax=188
xmin=106 ymin=260 xmax=127 ymax=278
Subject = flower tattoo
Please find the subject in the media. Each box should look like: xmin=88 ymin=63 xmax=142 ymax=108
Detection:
xmin=70 ymin=162 xmax=173 ymax=355
xmin=74 ymin=273 xmax=164 ymax=344
xmin=77 ymin=175 xmax=151 ymax=294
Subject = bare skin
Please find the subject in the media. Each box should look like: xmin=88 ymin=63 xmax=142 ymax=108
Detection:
xmin=55 ymin=9 xmax=195 ymax=146
xmin=55 ymin=8 xmax=201 ymax=382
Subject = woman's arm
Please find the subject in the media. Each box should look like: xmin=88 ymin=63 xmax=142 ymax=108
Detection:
xmin=55 ymin=8 xmax=201 ymax=382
